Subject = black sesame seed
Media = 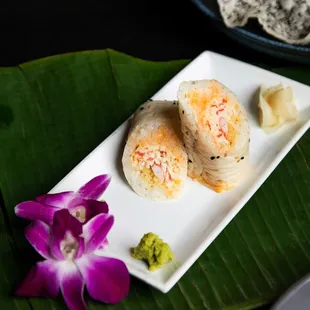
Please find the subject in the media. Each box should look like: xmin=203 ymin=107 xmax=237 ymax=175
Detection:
xmin=182 ymin=110 xmax=184 ymax=114
xmin=217 ymin=156 xmax=220 ymax=159
xmin=173 ymin=101 xmax=177 ymax=105
xmin=211 ymin=156 xmax=215 ymax=160
xmin=241 ymin=157 xmax=244 ymax=160
xmin=140 ymin=107 xmax=144 ymax=110
xmin=188 ymin=159 xmax=192 ymax=163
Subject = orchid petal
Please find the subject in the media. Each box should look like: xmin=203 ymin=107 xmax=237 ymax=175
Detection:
xmin=83 ymin=214 xmax=114 ymax=254
xmin=51 ymin=209 xmax=83 ymax=260
xmin=98 ymin=238 xmax=109 ymax=250
xmin=86 ymin=199 xmax=109 ymax=217
xmin=77 ymin=174 xmax=111 ymax=200
xmin=25 ymin=220 xmax=52 ymax=259
xmin=15 ymin=260 xmax=59 ymax=298
xmin=59 ymin=261 xmax=86 ymax=310
xmin=68 ymin=197 xmax=109 ymax=223
xmin=67 ymin=197 xmax=89 ymax=223
xmin=36 ymin=191 xmax=74 ymax=209
xmin=77 ymin=255 xmax=130 ymax=304
xmin=15 ymin=201 xmax=58 ymax=225
xmin=76 ymin=237 xmax=85 ymax=259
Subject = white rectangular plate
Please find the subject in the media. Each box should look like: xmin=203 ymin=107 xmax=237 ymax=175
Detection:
xmin=50 ymin=51 xmax=310 ymax=293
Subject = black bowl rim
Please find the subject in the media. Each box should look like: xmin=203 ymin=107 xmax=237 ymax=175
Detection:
xmin=191 ymin=0 xmax=310 ymax=53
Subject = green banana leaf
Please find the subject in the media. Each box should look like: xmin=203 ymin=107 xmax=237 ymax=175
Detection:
xmin=0 ymin=49 xmax=309 ymax=310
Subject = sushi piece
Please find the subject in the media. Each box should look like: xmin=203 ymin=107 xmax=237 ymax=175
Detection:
xmin=122 ymin=100 xmax=188 ymax=201
xmin=177 ymin=79 xmax=250 ymax=193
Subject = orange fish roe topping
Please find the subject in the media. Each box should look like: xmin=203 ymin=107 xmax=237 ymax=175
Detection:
xmin=185 ymin=81 xmax=242 ymax=153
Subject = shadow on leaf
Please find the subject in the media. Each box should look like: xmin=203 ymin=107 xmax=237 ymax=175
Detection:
xmin=0 ymin=104 xmax=14 ymax=129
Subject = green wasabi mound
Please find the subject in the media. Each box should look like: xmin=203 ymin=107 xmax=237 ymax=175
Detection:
xmin=131 ymin=232 xmax=174 ymax=271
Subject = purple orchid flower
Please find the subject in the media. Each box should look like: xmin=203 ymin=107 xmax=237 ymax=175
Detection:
xmin=15 ymin=209 xmax=130 ymax=309
xmin=15 ymin=174 xmax=111 ymax=225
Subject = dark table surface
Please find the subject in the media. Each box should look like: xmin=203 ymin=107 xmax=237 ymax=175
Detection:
xmin=0 ymin=0 xmax=300 ymax=68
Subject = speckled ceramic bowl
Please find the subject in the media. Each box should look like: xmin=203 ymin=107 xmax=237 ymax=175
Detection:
xmin=191 ymin=0 xmax=310 ymax=65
